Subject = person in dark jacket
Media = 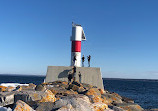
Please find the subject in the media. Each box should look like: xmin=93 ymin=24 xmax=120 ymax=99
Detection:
xmin=87 ymin=55 xmax=91 ymax=67
xmin=78 ymin=71 xmax=82 ymax=83
xmin=68 ymin=72 xmax=73 ymax=84
xmin=82 ymin=55 xmax=85 ymax=67
xmin=73 ymin=55 xmax=77 ymax=66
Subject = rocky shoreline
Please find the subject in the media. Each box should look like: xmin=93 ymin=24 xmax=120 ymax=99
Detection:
xmin=0 ymin=81 xmax=155 ymax=111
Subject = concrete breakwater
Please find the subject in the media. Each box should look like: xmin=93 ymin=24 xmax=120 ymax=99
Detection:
xmin=0 ymin=80 xmax=148 ymax=111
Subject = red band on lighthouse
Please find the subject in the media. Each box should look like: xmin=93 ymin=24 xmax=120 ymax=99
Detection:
xmin=71 ymin=41 xmax=81 ymax=52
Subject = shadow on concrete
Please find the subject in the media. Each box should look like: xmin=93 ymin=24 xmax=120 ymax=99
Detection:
xmin=58 ymin=69 xmax=71 ymax=78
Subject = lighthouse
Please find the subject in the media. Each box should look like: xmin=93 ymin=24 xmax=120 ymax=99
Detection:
xmin=70 ymin=23 xmax=86 ymax=67
xmin=45 ymin=23 xmax=104 ymax=89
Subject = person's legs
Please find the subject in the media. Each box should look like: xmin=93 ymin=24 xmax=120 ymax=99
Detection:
xmin=73 ymin=72 xmax=76 ymax=81
xmin=79 ymin=77 xmax=81 ymax=83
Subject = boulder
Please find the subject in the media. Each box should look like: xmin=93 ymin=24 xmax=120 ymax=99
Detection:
xmin=52 ymin=94 xmax=94 ymax=111
xmin=98 ymin=88 xmax=105 ymax=95
xmin=77 ymin=87 xmax=86 ymax=94
xmin=0 ymin=86 xmax=7 ymax=92
xmin=101 ymin=93 xmax=123 ymax=105
xmin=15 ymin=89 xmax=56 ymax=103
xmin=48 ymin=87 xmax=77 ymax=96
xmin=0 ymin=92 xmax=15 ymax=106
xmin=92 ymin=102 xmax=108 ymax=110
xmin=39 ymin=89 xmax=56 ymax=102
xmin=13 ymin=86 xmax=22 ymax=92
xmin=57 ymin=104 xmax=75 ymax=111
xmin=35 ymin=84 xmax=46 ymax=91
xmin=13 ymin=100 xmax=35 ymax=111
xmin=71 ymin=81 xmax=83 ymax=87
xmin=108 ymin=105 xmax=125 ymax=111
xmin=88 ymin=95 xmax=103 ymax=103
xmin=85 ymin=88 xmax=101 ymax=97
xmin=68 ymin=84 xmax=80 ymax=91
xmin=5 ymin=86 xmax=15 ymax=92
xmin=0 ymin=106 xmax=12 ymax=111
xmin=111 ymin=92 xmax=122 ymax=99
xmin=121 ymin=96 xmax=134 ymax=103
xmin=82 ymin=83 xmax=93 ymax=90
xmin=115 ymin=103 xmax=144 ymax=111
xmin=14 ymin=91 xmax=42 ymax=102
xmin=29 ymin=83 xmax=36 ymax=89
xmin=35 ymin=102 xmax=55 ymax=111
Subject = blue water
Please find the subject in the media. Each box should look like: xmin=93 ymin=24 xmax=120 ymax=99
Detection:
xmin=0 ymin=74 xmax=157 ymax=109
xmin=103 ymin=78 xmax=158 ymax=109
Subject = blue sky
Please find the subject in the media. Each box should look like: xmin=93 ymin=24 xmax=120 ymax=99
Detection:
xmin=0 ymin=0 xmax=158 ymax=79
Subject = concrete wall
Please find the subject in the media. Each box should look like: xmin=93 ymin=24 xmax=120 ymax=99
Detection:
xmin=45 ymin=66 xmax=104 ymax=89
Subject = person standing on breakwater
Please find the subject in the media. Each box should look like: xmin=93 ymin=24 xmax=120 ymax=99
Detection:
xmin=72 ymin=66 xmax=76 ymax=81
xmin=73 ymin=55 xmax=77 ymax=66
xmin=82 ymin=55 xmax=85 ymax=67
xmin=68 ymin=72 xmax=73 ymax=84
xmin=87 ymin=55 xmax=91 ymax=67
xmin=78 ymin=71 xmax=82 ymax=83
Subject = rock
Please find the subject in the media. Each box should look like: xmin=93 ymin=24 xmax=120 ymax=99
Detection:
xmin=115 ymin=103 xmax=144 ymax=111
xmin=82 ymin=83 xmax=93 ymax=90
xmin=111 ymin=92 xmax=122 ymax=99
xmin=29 ymin=83 xmax=36 ymax=89
xmin=53 ymin=94 xmax=94 ymax=111
xmin=13 ymin=86 xmax=22 ymax=92
xmin=68 ymin=84 xmax=80 ymax=91
xmin=121 ymin=96 xmax=134 ymax=103
xmin=57 ymin=104 xmax=75 ymax=111
xmin=0 ymin=92 xmax=15 ymax=106
xmin=5 ymin=86 xmax=15 ymax=92
xmin=0 ymin=106 xmax=12 ymax=111
xmin=13 ymin=100 xmax=35 ymax=111
xmin=14 ymin=89 xmax=56 ymax=103
xmin=85 ymin=88 xmax=101 ymax=97
xmin=35 ymin=102 xmax=55 ymax=111
xmin=109 ymin=105 xmax=125 ymax=111
xmin=77 ymin=87 xmax=86 ymax=94
xmin=18 ymin=83 xmax=36 ymax=91
xmin=98 ymin=88 xmax=105 ymax=95
xmin=39 ymin=89 xmax=56 ymax=102
xmin=92 ymin=102 xmax=108 ymax=110
xmin=0 ymin=86 xmax=7 ymax=92
xmin=88 ymin=95 xmax=103 ymax=103
xmin=48 ymin=86 xmax=77 ymax=96
xmin=101 ymin=93 xmax=123 ymax=105
xmin=35 ymin=84 xmax=46 ymax=91
xmin=71 ymin=81 xmax=83 ymax=87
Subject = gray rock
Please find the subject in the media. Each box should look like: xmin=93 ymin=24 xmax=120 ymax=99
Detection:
xmin=35 ymin=102 xmax=55 ymax=111
xmin=121 ymin=96 xmax=134 ymax=103
xmin=114 ymin=103 xmax=144 ymax=111
xmin=0 ymin=106 xmax=12 ymax=111
xmin=14 ymin=90 xmax=43 ymax=103
xmin=35 ymin=84 xmax=46 ymax=91
xmin=36 ymin=94 xmax=94 ymax=111
xmin=0 ymin=92 xmax=15 ymax=106
xmin=13 ymin=100 xmax=35 ymax=111
xmin=109 ymin=105 xmax=125 ymax=111
xmin=53 ymin=94 xmax=94 ymax=111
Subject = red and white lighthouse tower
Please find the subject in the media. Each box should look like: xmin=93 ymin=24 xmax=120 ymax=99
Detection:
xmin=70 ymin=23 xmax=86 ymax=67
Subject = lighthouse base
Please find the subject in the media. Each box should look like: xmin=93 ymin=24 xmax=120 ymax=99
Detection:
xmin=45 ymin=66 xmax=104 ymax=89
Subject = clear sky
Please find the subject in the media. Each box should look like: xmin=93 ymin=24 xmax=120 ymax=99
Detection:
xmin=0 ymin=0 xmax=158 ymax=79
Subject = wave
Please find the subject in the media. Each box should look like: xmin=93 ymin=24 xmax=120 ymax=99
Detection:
xmin=0 ymin=83 xmax=29 ymax=87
